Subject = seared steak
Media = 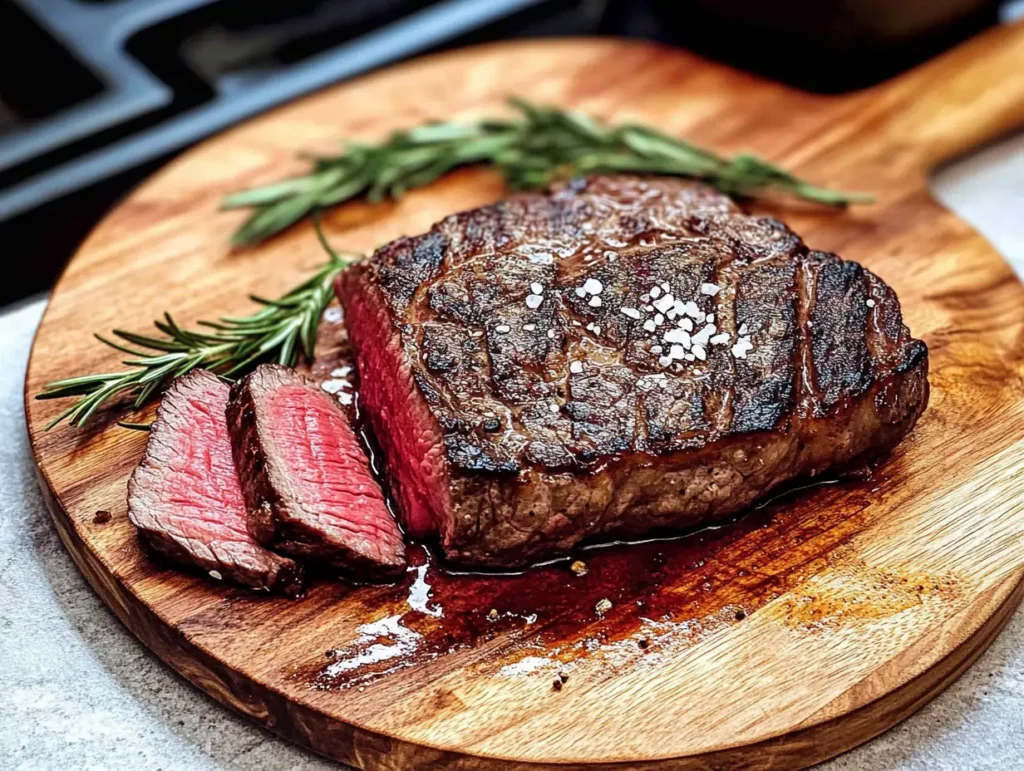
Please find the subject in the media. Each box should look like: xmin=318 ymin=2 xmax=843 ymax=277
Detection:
xmin=226 ymin=365 xmax=406 ymax=578
xmin=338 ymin=175 xmax=929 ymax=568
xmin=128 ymin=370 xmax=304 ymax=593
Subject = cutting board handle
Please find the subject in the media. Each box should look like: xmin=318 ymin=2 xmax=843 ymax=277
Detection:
xmin=872 ymin=19 xmax=1024 ymax=171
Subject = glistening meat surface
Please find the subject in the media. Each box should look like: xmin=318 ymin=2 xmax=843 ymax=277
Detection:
xmin=338 ymin=175 xmax=929 ymax=567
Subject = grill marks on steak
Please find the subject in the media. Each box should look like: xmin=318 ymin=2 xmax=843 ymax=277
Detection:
xmin=339 ymin=175 xmax=929 ymax=567
xmin=127 ymin=370 xmax=304 ymax=593
xmin=226 ymin=365 xmax=406 ymax=578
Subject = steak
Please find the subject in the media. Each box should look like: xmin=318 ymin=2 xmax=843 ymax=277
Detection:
xmin=338 ymin=175 xmax=929 ymax=568
xmin=128 ymin=370 xmax=304 ymax=593
xmin=226 ymin=364 xmax=406 ymax=578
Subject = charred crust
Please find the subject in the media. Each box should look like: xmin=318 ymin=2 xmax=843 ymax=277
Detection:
xmin=357 ymin=175 xmax=928 ymax=476
xmin=900 ymin=339 xmax=930 ymax=372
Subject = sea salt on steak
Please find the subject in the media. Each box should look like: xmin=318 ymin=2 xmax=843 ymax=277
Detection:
xmin=338 ymin=175 xmax=929 ymax=568
xmin=128 ymin=370 xmax=303 ymax=593
xmin=226 ymin=364 xmax=406 ymax=578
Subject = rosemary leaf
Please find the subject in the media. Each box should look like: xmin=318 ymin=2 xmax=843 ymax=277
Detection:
xmin=117 ymin=421 xmax=153 ymax=432
xmin=37 ymin=227 xmax=357 ymax=429
xmin=224 ymin=97 xmax=872 ymax=246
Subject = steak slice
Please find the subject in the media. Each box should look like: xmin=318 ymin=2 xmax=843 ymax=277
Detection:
xmin=338 ymin=174 xmax=929 ymax=568
xmin=226 ymin=364 xmax=406 ymax=578
xmin=128 ymin=370 xmax=304 ymax=594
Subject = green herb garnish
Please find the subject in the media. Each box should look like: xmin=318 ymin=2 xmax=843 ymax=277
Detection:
xmin=222 ymin=97 xmax=871 ymax=246
xmin=37 ymin=226 xmax=354 ymax=429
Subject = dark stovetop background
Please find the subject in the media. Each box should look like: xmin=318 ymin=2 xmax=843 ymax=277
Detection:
xmin=0 ymin=0 xmax=1010 ymax=307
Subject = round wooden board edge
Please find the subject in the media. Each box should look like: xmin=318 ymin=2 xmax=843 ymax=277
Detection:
xmin=29 ymin=457 xmax=1024 ymax=768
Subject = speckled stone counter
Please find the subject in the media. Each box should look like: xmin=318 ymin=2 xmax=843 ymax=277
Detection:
xmin=2 ymin=133 xmax=1022 ymax=770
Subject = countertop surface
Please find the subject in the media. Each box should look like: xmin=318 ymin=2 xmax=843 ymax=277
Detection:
xmin=2 ymin=133 xmax=1023 ymax=770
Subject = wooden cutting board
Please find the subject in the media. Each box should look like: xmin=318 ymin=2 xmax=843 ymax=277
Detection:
xmin=24 ymin=20 xmax=1024 ymax=770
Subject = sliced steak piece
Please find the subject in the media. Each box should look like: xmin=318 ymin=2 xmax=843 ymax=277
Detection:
xmin=128 ymin=370 xmax=303 ymax=594
xmin=338 ymin=174 xmax=929 ymax=568
xmin=226 ymin=364 xmax=406 ymax=579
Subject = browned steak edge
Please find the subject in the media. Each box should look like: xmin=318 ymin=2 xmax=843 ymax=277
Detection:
xmin=442 ymin=355 xmax=928 ymax=566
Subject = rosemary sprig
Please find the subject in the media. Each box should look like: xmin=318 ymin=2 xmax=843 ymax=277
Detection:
xmin=37 ymin=227 xmax=355 ymax=429
xmin=223 ymin=97 xmax=872 ymax=246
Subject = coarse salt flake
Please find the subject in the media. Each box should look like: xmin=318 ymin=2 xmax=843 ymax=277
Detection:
xmin=549 ymin=402 xmax=560 ymax=414
xmin=620 ymin=307 xmax=641 ymax=319
xmin=526 ymin=294 xmax=544 ymax=309
xmin=663 ymin=328 xmax=691 ymax=346
xmin=530 ymin=282 xmax=544 ymax=295
xmin=524 ymin=323 xmax=536 ymax=331
xmin=496 ymin=324 xmax=511 ymax=333
xmin=732 ymin=337 xmax=754 ymax=359
xmin=570 ymin=361 xmax=583 ymax=374
xmin=701 ymin=282 xmax=721 ymax=296
xmin=738 ymin=323 xmax=749 ymax=336
xmin=588 ymin=296 xmax=602 ymax=307
xmin=653 ymin=294 xmax=674 ymax=313
xmin=575 ymin=287 xmax=588 ymax=298
xmin=643 ymin=319 xmax=657 ymax=332
xmin=691 ymin=327 xmax=713 ymax=347
xmin=583 ymin=278 xmax=603 ymax=295
xmin=650 ymin=286 xmax=662 ymax=298
xmin=709 ymin=333 xmax=730 ymax=345
xmin=692 ymin=345 xmax=707 ymax=361
xmin=866 ymin=298 xmax=876 ymax=308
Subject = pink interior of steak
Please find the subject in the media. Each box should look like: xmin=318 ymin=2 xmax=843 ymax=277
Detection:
xmin=157 ymin=378 xmax=252 ymax=543
xmin=264 ymin=383 xmax=406 ymax=556
xmin=338 ymin=269 xmax=449 ymax=539
xmin=128 ymin=370 xmax=302 ymax=593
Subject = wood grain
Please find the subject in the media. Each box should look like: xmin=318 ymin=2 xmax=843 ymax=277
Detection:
xmin=24 ymin=20 xmax=1024 ymax=770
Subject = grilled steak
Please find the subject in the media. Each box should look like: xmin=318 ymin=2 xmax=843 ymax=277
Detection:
xmin=338 ymin=175 xmax=929 ymax=568
xmin=226 ymin=364 xmax=406 ymax=578
xmin=128 ymin=370 xmax=304 ymax=593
